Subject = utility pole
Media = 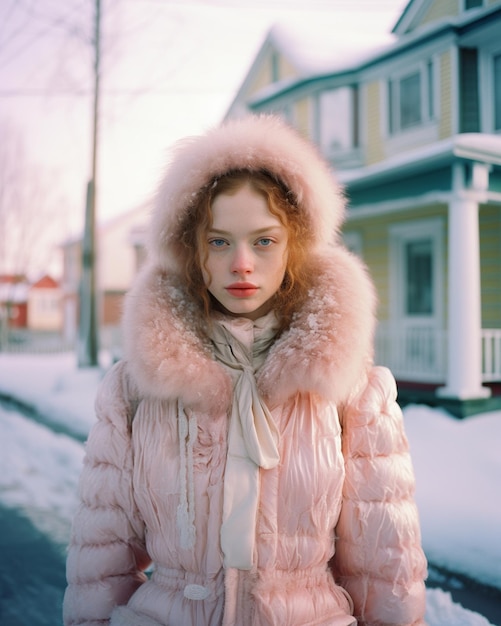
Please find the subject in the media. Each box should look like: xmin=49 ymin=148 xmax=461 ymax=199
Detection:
xmin=78 ymin=0 xmax=101 ymax=367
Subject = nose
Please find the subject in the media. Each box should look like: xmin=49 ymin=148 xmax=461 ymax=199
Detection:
xmin=230 ymin=244 xmax=253 ymax=275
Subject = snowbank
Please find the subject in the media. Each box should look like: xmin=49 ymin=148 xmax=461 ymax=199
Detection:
xmin=0 ymin=353 xmax=499 ymax=625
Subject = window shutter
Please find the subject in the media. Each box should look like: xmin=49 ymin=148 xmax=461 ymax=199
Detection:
xmin=459 ymin=48 xmax=480 ymax=132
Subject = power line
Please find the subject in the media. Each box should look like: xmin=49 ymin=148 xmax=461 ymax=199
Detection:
xmin=0 ymin=0 xmax=26 ymax=41
xmin=0 ymin=86 xmax=232 ymax=98
xmin=0 ymin=0 xmax=91 ymax=71
xmin=124 ymin=0 xmax=404 ymax=8
xmin=0 ymin=90 xmax=88 ymax=97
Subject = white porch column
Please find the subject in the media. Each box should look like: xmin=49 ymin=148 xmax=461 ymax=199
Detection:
xmin=438 ymin=162 xmax=490 ymax=400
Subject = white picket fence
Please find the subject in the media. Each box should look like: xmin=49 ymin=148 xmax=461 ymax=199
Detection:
xmin=0 ymin=331 xmax=74 ymax=355
xmin=2 ymin=324 xmax=501 ymax=384
xmin=0 ymin=325 xmax=121 ymax=357
xmin=375 ymin=326 xmax=501 ymax=383
xmin=482 ymin=329 xmax=501 ymax=382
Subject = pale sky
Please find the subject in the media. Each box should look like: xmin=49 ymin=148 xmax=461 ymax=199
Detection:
xmin=0 ymin=0 xmax=408 ymax=274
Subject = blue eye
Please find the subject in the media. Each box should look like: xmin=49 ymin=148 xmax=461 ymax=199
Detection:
xmin=257 ymin=238 xmax=273 ymax=247
xmin=209 ymin=238 xmax=227 ymax=247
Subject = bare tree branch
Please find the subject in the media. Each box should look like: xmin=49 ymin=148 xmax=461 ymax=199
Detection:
xmin=0 ymin=120 xmax=67 ymax=279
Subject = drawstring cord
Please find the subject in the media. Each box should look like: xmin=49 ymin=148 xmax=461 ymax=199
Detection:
xmin=177 ymin=401 xmax=197 ymax=550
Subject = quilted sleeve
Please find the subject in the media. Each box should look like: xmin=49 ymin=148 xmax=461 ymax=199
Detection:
xmin=63 ymin=361 xmax=151 ymax=626
xmin=331 ymin=366 xmax=428 ymax=626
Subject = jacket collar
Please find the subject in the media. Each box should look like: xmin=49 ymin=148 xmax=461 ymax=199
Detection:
xmin=121 ymin=246 xmax=376 ymax=414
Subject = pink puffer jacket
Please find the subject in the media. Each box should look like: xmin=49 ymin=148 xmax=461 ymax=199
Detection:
xmin=63 ymin=115 xmax=427 ymax=625
xmin=63 ymin=266 xmax=427 ymax=626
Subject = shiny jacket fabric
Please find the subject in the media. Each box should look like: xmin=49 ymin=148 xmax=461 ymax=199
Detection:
xmin=63 ymin=115 xmax=427 ymax=625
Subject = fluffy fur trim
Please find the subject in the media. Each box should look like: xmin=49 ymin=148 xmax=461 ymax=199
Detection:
xmin=121 ymin=265 xmax=233 ymax=417
xmin=257 ymin=248 xmax=376 ymax=407
xmin=148 ymin=114 xmax=346 ymax=273
xmin=121 ymin=247 xmax=376 ymax=411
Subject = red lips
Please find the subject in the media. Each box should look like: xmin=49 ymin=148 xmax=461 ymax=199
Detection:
xmin=225 ymin=282 xmax=259 ymax=298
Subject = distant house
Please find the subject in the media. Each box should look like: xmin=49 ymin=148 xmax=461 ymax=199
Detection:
xmin=61 ymin=236 xmax=81 ymax=344
xmin=61 ymin=202 xmax=150 ymax=348
xmin=0 ymin=275 xmax=29 ymax=329
xmin=27 ymin=275 xmax=63 ymax=332
xmin=224 ymin=0 xmax=501 ymax=416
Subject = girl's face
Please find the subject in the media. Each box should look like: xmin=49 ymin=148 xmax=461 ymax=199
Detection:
xmin=201 ymin=183 xmax=288 ymax=321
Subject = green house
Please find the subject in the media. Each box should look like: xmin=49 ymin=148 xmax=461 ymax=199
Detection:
xmin=224 ymin=0 xmax=501 ymax=417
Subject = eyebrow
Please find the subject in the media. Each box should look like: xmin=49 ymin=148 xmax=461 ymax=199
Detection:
xmin=208 ymin=226 xmax=284 ymax=236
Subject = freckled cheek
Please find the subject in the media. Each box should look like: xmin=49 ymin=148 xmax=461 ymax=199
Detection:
xmin=201 ymin=255 xmax=228 ymax=290
xmin=201 ymin=270 xmax=210 ymax=288
xmin=200 ymin=259 xmax=213 ymax=289
xmin=279 ymin=249 xmax=289 ymax=279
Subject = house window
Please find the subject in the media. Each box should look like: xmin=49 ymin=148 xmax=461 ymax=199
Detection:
xmin=464 ymin=0 xmax=483 ymax=9
xmin=343 ymin=231 xmax=363 ymax=257
xmin=388 ymin=61 xmax=435 ymax=134
xmin=390 ymin=218 xmax=444 ymax=325
xmin=400 ymin=72 xmax=421 ymax=129
xmin=319 ymin=86 xmax=358 ymax=154
xmin=427 ymin=60 xmax=435 ymax=119
xmin=388 ymin=219 xmax=445 ymax=381
xmin=479 ymin=46 xmax=501 ymax=132
xmin=459 ymin=48 xmax=480 ymax=132
xmin=271 ymin=51 xmax=280 ymax=83
xmin=279 ymin=104 xmax=295 ymax=127
xmin=406 ymin=240 xmax=433 ymax=315
xmin=494 ymin=53 xmax=501 ymax=131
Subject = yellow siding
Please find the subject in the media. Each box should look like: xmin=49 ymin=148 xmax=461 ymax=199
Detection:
xmin=358 ymin=220 xmax=390 ymax=320
xmin=343 ymin=219 xmax=389 ymax=319
xmin=365 ymin=82 xmax=384 ymax=165
xmin=279 ymin=56 xmax=298 ymax=81
xmin=346 ymin=204 xmax=501 ymax=329
xmin=248 ymin=60 xmax=273 ymax=96
xmin=246 ymin=49 xmax=300 ymax=101
xmin=439 ymin=50 xmax=453 ymax=139
xmin=480 ymin=205 xmax=501 ymax=328
xmin=420 ymin=0 xmax=459 ymax=27
xmin=344 ymin=205 xmax=449 ymax=323
xmin=293 ymin=98 xmax=311 ymax=139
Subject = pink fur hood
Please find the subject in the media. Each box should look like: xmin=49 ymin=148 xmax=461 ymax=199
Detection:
xmin=121 ymin=115 xmax=377 ymax=412
xmin=148 ymin=114 xmax=347 ymax=273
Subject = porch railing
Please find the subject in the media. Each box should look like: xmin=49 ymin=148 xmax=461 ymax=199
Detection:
xmin=375 ymin=326 xmax=501 ymax=384
xmin=482 ymin=329 xmax=501 ymax=382
xmin=375 ymin=326 xmax=447 ymax=382
xmin=2 ymin=324 xmax=501 ymax=383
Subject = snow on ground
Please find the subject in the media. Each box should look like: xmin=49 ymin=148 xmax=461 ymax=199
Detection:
xmin=0 ymin=352 xmax=499 ymax=626
xmin=405 ymin=405 xmax=501 ymax=590
xmin=0 ymin=403 xmax=84 ymax=550
xmin=0 ymin=353 xmax=104 ymax=439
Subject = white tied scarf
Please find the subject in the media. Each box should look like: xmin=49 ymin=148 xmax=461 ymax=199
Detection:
xmin=210 ymin=315 xmax=280 ymax=570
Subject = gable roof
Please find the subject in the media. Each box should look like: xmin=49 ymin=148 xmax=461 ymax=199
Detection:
xmin=31 ymin=275 xmax=59 ymax=290
xmin=392 ymin=0 xmax=429 ymax=36
xmin=393 ymin=0 xmax=501 ymax=36
xmin=231 ymin=1 xmax=501 ymax=115
xmin=225 ymin=17 xmax=394 ymax=120
xmin=268 ymin=22 xmax=393 ymax=76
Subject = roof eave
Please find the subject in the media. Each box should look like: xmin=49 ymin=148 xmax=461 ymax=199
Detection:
xmin=338 ymin=134 xmax=501 ymax=188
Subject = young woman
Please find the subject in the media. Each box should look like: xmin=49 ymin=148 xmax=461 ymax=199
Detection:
xmin=63 ymin=115 xmax=427 ymax=626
